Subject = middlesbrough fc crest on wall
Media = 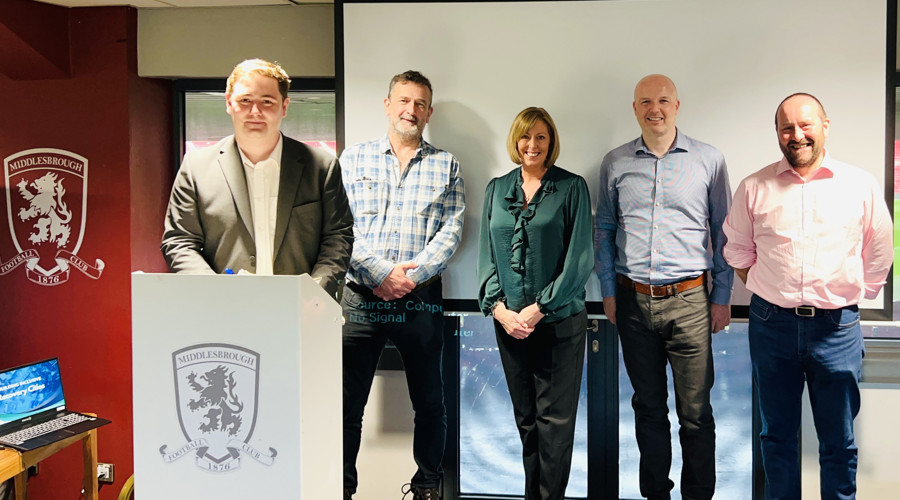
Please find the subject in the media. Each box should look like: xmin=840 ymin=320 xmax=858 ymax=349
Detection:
xmin=160 ymin=344 xmax=278 ymax=472
xmin=2 ymin=148 xmax=104 ymax=286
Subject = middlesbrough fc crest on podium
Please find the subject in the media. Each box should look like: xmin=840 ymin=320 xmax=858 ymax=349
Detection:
xmin=2 ymin=148 xmax=104 ymax=286
xmin=160 ymin=343 xmax=278 ymax=472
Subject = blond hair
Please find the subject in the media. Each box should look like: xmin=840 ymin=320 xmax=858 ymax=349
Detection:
xmin=226 ymin=59 xmax=291 ymax=101
xmin=506 ymin=107 xmax=560 ymax=167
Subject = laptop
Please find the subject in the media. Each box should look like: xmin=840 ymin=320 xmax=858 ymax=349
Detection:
xmin=0 ymin=358 xmax=110 ymax=452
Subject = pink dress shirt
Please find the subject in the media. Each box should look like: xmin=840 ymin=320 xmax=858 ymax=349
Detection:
xmin=723 ymin=152 xmax=893 ymax=309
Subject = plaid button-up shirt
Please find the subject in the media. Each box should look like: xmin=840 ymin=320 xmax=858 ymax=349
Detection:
xmin=340 ymin=136 xmax=465 ymax=288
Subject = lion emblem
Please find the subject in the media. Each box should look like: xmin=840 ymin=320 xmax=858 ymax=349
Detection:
xmin=17 ymin=172 xmax=72 ymax=247
xmin=185 ymin=365 xmax=244 ymax=436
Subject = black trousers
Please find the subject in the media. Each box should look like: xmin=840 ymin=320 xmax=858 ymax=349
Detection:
xmin=494 ymin=309 xmax=587 ymax=500
xmin=341 ymin=279 xmax=446 ymax=493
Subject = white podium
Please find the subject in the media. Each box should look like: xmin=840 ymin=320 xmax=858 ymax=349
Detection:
xmin=131 ymin=273 xmax=342 ymax=499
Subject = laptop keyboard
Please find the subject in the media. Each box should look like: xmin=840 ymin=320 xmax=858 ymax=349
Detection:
xmin=0 ymin=413 xmax=92 ymax=445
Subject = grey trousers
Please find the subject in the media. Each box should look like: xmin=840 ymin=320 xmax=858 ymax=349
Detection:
xmin=617 ymin=283 xmax=716 ymax=500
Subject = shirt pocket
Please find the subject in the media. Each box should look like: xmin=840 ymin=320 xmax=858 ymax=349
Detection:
xmin=415 ymin=182 xmax=448 ymax=217
xmin=351 ymin=178 xmax=388 ymax=216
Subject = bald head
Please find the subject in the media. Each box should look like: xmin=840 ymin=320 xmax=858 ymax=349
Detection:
xmin=633 ymin=74 xmax=680 ymax=146
xmin=775 ymin=93 xmax=826 ymax=126
xmin=634 ymin=74 xmax=678 ymax=102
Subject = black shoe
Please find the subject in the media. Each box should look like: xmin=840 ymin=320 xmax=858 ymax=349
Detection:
xmin=401 ymin=483 xmax=440 ymax=500
xmin=344 ymin=488 xmax=353 ymax=500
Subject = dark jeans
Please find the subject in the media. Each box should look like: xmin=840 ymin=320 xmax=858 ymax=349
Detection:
xmin=749 ymin=294 xmax=863 ymax=500
xmin=494 ymin=309 xmax=587 ymax=500
xmin=616 ymin=283 xmax=716 ymax=500
xmin=341 ymin=279 xmax=446 ymax=493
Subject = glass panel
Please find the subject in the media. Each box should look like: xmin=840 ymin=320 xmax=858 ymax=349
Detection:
xmin=618 ymin=324 xmax=753 ymax=499
xmin=872 ymin=86 xmax=900 ymax=336
xmin=184 ymin=90 xmax=336 ymax=155
xmin=864 ymin=324 xmax=900 ymax=338
xmin=458 ymin=314 xmax=588 ymax=497
xmin=893 ymin=85 xmax=900 ymax=324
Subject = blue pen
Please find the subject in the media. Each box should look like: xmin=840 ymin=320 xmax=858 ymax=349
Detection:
xmin=224 ymin=268 xmax=235 ymax=275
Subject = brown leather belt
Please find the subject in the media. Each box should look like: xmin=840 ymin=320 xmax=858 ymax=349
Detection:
xmin=617 ymin=274 xmax=705 ymax=298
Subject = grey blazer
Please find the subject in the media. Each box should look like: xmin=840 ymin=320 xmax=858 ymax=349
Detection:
xmin=161 ymin=134 xmax=354 ymax=298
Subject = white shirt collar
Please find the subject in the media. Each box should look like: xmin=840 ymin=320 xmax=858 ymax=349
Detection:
xmin=238 ymin=134 xmax=283 ymax=169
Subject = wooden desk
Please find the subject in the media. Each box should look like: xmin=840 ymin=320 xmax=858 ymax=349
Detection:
xmin=0 ymin=423 xmax=98 ymax=500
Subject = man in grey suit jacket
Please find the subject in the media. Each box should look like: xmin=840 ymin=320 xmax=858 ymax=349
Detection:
xmin=162 ymin=59 xmax=353 ymax=299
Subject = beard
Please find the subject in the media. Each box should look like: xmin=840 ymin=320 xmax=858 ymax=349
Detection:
xmin=391 ymin=115 xmax=424 ymax=141
xmin=781 ymin=139 xmax=822 ymax=169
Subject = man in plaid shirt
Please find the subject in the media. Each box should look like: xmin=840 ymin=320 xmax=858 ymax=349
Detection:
xmin=339 ymin=70 xmax=465 ymax=500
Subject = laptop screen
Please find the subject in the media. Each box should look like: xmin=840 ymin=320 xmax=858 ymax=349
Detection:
xmin=0 ymin=358 xmax=66 ymax=430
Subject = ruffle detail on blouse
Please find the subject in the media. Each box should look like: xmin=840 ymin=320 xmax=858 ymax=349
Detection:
xmin=503 ymin=169 xmax=557 ymax=273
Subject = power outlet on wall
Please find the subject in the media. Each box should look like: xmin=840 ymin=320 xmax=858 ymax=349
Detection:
xmin=97 ymin=463 xmax=115 ymax=484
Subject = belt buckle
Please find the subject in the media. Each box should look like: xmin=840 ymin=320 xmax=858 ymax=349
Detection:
xmin=795 ymin=306 xmax=815 ymax=317
xmin=650 ymin=284 xmax=669 ymax=298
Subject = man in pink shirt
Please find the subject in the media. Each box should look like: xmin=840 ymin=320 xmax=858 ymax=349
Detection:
xmin=723 ymin=93 xmax=893 ymax=500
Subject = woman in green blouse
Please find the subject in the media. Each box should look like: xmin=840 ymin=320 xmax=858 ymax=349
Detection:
xmin=477 ymin=107 xmax=593 ymax=500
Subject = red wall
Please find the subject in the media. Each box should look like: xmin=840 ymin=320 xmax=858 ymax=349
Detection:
xmin=0 ymin=3 xmax=172 ymax=499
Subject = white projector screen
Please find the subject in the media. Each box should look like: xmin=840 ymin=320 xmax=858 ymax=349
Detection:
xmin=339 ymin=0 xmax=893 ymax=313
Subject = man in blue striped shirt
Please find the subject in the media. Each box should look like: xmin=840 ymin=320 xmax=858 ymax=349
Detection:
xmin=594 ymin=74 xmax=733 ymax=500
xmin=340 ymin=70 xmax=465 ymax=500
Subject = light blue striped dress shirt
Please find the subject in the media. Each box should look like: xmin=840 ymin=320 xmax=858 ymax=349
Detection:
xmin=594 ymin=131 xmax=733 ymax=305
xmin=340 ymin=136 xmax=465 ymax=288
